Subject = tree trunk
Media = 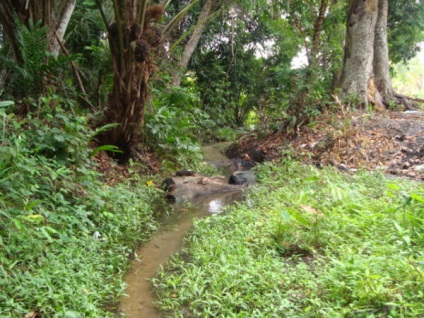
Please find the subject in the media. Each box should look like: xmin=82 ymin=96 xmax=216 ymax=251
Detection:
xmin=171 ymin=0 xmax=214 ymax=87
xmin=373 ymin=0 xmax=393 ymax=101
xmin=338 ymin=0 xmax=379 ymax=106
xmin=338 ymin=0 xmax=396 ymax=108
xmin=309 ymin=0 xmax=329 ymax=70
xmin=50 ymin=0 xmax=77 ymax=58
xmin=98 ymin=2 xmax=164 ymax=157
xmin=0 ymin=0 xmax=75 ymax=60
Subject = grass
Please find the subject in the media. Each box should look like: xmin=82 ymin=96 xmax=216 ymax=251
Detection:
xmin=154 ymin=160 xmax=424 ymax=317
xmin=0 ymin=102 xmax=165 ymax=317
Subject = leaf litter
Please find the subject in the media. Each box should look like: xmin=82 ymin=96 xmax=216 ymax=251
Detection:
xmin=227 ymin=110 xmax=424 ymax=180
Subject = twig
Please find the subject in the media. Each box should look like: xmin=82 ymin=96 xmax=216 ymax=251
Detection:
xmin=55 ymin=32 xmax=95 ymax=110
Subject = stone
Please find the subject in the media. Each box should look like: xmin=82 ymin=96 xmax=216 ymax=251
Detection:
xmin=163 ymin=174 xmax=246 ymax=201
xmin=414 ymin=164 xmax=424 ymax=171
xmin=229 ymin=172 xmax=248 ymax=185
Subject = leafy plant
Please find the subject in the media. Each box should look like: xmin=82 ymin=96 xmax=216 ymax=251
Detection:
xmin=145 ymin=84 xmax=214 ymax=170
xmin=0 ymin=98 xmax=163 ymax=317
xmin=154 ymin=161 xmax=424 ymax=317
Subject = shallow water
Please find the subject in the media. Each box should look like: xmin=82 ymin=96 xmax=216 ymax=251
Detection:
xmin=119 ymin=142 xmax=246 ymax=317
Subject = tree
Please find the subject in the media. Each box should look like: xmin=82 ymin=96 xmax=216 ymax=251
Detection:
xmin=337 ymin=0 xmax=393 ymax=107
xmin=0 ymin=0 xmax=76 ymax=60
xmin=189 ymin=2 xmax=275 ymax=127
xmin=95 ymin=0 xmax=200 ymax=157
xmin=171 ymin=0 xmax=216 ymax=87
xmin=388 ymin=0 xmax=424 ymax=64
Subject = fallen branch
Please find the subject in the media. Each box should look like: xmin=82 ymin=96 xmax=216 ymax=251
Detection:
xmin=395 ymin=93 xmax=424 ymax=104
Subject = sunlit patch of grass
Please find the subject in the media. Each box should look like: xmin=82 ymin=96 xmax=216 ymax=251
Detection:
xmin=154 ymin=161 xmax=424 ymax=317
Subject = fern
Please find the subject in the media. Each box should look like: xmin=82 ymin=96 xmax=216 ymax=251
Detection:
xmin=0 ymin=18 xmax=53 ymax=99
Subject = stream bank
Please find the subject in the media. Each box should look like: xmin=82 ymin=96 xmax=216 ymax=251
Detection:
xmin=152 ymin=160 xmax=424 ymax=317
xmin=119 ymin=143 xmax=251 ymax=317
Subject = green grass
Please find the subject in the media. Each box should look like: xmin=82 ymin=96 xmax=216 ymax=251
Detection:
xmin=0 ymin=102 xmax=164 ymax=317
xmin=154 ymin=161 xmax=424 ymax=317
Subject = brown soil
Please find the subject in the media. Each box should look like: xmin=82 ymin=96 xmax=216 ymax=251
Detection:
xmin=92 ymin=147 xmax=161 ymax=185
xmin=227 ymin=110 xmax=424 ymax=180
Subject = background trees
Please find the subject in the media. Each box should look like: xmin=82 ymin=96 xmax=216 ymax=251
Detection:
xmin=0 ymin=0 xmax=423 ymax=156
xmin=0 ymin=0 xmax=77 ymax=103
xmin=0 ymin=0 xmax=76 ymax=60
xmin=388 ymin=0 xmax=424 ymax=64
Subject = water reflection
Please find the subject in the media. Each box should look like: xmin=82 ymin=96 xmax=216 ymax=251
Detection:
xmin=208 ymin=199 xmax=223 ymax=213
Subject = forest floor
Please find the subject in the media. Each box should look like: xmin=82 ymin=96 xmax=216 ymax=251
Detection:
xmin=227 ymin=109 xmax=424 ymax=180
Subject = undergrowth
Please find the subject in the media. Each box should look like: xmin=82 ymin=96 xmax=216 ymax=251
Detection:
xmin=154 ymin=160 xmax=424 ymax=317
xmin=0 ymin=98 xmax=162 ymax=317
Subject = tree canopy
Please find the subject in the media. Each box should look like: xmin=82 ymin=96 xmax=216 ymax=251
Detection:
xmin=0 ymin=0 xmax=423 ymax=153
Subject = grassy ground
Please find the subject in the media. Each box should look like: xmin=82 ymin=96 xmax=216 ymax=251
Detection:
xmin=0 ymin=106 xmax=165 ymax=317
xmin=154 ymin=160 xmax=424 ymax=317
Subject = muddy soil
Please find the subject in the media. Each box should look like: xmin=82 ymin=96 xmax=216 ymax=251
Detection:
xmin=227 ymin=110 xmax=424 ymax=180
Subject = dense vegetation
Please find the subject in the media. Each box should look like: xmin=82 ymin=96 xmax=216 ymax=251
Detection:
xmin=0 ymin=99 xmax=165 ymax=316
xmin=0 ymin=0 xmax=424 ymax=316
xmin=155 ymin=161 xmax=424 ymax=317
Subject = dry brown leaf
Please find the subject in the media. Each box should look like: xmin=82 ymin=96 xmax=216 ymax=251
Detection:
xmin=301 ymin=205 xmax=323 ymax=215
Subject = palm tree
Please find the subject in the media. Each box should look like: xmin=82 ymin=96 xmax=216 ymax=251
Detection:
xmin=96 ymin=0 xmax=200 ymax=158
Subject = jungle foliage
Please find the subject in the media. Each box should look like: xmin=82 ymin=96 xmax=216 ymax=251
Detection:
xmin=0 ymin=0 xmax=424 ymax=316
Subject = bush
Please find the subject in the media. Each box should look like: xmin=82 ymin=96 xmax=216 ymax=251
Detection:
xmin=0 ymin=97 xmax=162 ymax=317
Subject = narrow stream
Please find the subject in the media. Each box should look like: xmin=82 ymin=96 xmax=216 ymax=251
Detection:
xmin=119 ymin=143 xmax=247 ymax=317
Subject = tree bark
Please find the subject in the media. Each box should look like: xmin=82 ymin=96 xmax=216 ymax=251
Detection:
xmin=373 ymin=0 xmax=393 ymax=100
xmin=338 ymin=0 xmax=379 ymax=106
xmin=49 ymin=0 xmax=77 ymax=58
xmin=171 ymin=0 xmax=214 ymax=87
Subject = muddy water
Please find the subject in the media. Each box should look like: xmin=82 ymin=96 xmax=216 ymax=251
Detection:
xmin=120 ymin=143 xmax=244 ymax=318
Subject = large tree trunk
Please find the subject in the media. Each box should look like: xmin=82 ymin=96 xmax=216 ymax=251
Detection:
xmin=171 ymin=0 xmax=214 ymax=87
xmin=338 ymin=0 xmax=379 ymax=106
xmin=338 ymin=0 xmax=395 ymax=108
xmin=373 ymin=0 xmax=393 ymax=100
xmin=98 ymin=2 xmax=164 ymax=157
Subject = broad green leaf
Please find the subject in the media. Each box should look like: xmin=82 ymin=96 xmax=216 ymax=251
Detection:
xmin=280 ymin=209 xmax=291 ymax=221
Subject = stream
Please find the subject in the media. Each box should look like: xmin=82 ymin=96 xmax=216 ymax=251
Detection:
xmin=119 ymin=143 xmax=250 ymax=317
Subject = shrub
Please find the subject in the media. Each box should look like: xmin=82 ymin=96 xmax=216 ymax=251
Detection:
xmin=0 ymin=97 xmax=162 ymax=317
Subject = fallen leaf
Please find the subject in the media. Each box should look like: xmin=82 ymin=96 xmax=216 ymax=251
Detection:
xmin=301 ymin=205 xmax=322 ymax=215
